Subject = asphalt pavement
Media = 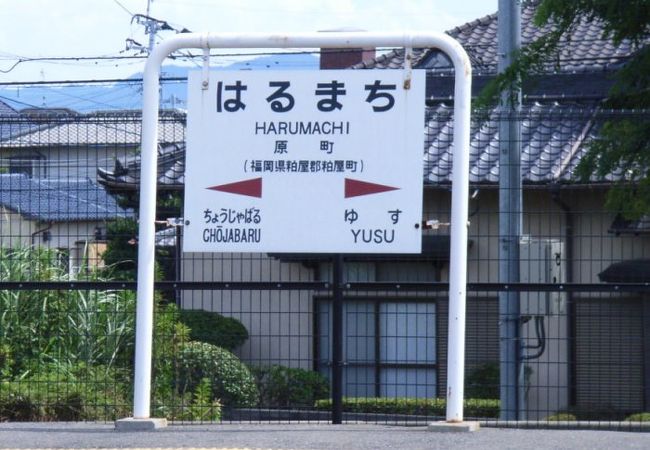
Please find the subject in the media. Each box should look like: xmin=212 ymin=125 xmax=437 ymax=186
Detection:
xmin=0 ymin=422 xmax=649 ymax=450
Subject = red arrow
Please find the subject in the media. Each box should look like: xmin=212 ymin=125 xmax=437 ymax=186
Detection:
xmin=207 ymin=177 xmax=262 ymax=198
xmin=345 ymin=178 xmax=399 ymax=198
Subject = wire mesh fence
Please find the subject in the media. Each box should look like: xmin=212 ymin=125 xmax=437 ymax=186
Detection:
xmin=1 ymin=106 xmax=649 ymax=429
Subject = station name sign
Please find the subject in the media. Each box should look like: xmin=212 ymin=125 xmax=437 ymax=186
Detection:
xmin=183 ymin=70 xmax=425 ymax=253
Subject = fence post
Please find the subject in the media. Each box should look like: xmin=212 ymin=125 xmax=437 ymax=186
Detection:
xmin=331 ymin=254 xmax=344 ymax=424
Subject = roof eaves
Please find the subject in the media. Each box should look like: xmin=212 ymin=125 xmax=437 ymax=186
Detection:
xmin=351 ymin=48 xmax=401 ymax=69
xmin=446 ymin=11 xmax=498 ymax=39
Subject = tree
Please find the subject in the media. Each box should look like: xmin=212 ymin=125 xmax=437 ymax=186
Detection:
xmin=481 ymin=0 xmax=650 ymax=217
xmin=101 ymin=218 xmax=139 ymax=279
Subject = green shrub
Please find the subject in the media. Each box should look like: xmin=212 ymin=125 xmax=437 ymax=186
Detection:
xmin=254 ymin=366 xmax=330 ymax=407
xmin=179 ymin=310 xmax=248 ymax=351
xmin=152 ymin=376 xmax=222 ymax=422
xmin=564 ymin=404 xmax=626 ymax=421
xmin=314 ymin=397 xmax=500 ymax=418
xmin=101 ymin=218 xmax=169 ymax=286
xmin=50 ymin=393 xmax=85 ymax=421
xmin=152 ymin=303 xmax=191 ymax=411
xmin=182 ymin=378 xmax=222 ymax=422
xmin=0 ymin=364 xmax=130 ymax=421
xmin=626 ymin=412 xmax=650 ymax=422
xmin=153 ymin=303 xmax=190 ymax=375
xmin=0 ymin=393 xmax=41 ymax=421
xmin=0 ymin=344 xmax=13 ymax=377
xmin=101 ymin=218 xmax=138 ymax=279
xmin=176 ymin=341 xmax=259 ymax=408
xmin=465 ymin=362 xmax=499 ymax=399
xmin=545 ymin=412 xmax=577 ymax=421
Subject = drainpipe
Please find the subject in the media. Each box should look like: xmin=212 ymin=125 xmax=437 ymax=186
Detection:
xmin=551 ymin=189 xmax=576 ymax=407
xmin=31 ymin=222 xmax=53 ymax=246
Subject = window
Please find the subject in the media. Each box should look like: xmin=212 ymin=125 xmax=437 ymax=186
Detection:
xmin=9 ymin=155 xmax=46 ymax=178
xmin=316 ymin=299 xmax=437 ymax=398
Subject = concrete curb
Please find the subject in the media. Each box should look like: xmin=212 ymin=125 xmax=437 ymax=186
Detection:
xmin=427 ymin=421 xmax=480 ymax=432
xmin=114 ymin=418 xmax=168 ymax=431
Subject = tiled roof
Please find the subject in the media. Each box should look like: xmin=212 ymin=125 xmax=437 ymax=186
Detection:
xmin=97 ymin=143 xmax=185 ymax=190
xmin=1 ymin=113 xmax=184 ymax=147
xmin=0 ymin=100 xmax=16 ymax=116
xmin=354 ymin=1 xmax=641 ymax=73
xmin=0 ymin=174 xmax=133 ymax=222
xmin=424 ymin=102 xmax=604 ymax=184
xmin=0 ymin=100 xmax=39 ymax=141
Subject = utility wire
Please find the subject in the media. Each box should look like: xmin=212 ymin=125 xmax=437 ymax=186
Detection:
xmin=0 ymin=49 xmax=323 ymax=74
xmin=0 ymin=60 xmax=23 ymax=74
xmin=113 ymin=0 xmax=133 ymax=16
xmin=34 ymin=85 xmax=137 ymax=110
xmin=0 ymin=77 xmax=186 ymax=87
xmin=0 ymin=40 xmax=632 ymax=66
xmin=0 ymin=94 xmax=41 ymax=108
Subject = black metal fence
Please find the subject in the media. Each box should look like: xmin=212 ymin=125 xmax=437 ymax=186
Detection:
xmin=1 ymin=107 xmax=649 ymax=429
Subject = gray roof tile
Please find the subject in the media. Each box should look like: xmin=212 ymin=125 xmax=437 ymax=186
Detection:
xmin=355 ymin=1 xmax=642 ymax=73
xmin=423 ymin=102 xmax=601 ymax=185
xmin=0 ymin=100 xmax=40 ymax=141
xmin=2 ymin=111 xmax=184 ymax=147
xmin=0 ymin=174 xmax=133 ymax=222
xmin=97 ymin=143 xmax=185 ymax=190
xmin=0 ymin=100 xmax=16 ymax=116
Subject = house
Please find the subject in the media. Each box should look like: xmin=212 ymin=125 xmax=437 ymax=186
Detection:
xmin=0 ymin=108 xmax=184 ymax=182
xmin=0 ymin=100 xmax=42 ymax=146
xmin=0 ymin=103 xmax=185 ymax=271
xmin=97 ymin=142 xmax=185 ymax=192
xmin=97 ymin=3 xmax=650 ymax=418
xmin=0 ymin=173 xmax=133 ymax=272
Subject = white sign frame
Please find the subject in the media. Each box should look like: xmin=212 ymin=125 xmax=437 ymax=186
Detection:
xmin=132 ymin=31 xmax=471 ymax=425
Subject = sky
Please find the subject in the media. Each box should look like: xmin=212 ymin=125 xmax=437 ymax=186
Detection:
xmin=0 ymin=0 xmax=497 ymax=83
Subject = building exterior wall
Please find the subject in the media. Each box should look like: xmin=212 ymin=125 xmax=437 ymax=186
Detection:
xmin=0 ymin=208 xmax=108 ymax=272
xmin=0 ymin=145 xmax=131 ymax=180
xmin=425 ymin=187 xmax=650 ymax=283
xmin=180 ymin=187 xmax=649 ymax=410
xmin=181 ymin=253 xmax=316 ymax=369
xmin=0 ymin=206 xmax=32 ymax=247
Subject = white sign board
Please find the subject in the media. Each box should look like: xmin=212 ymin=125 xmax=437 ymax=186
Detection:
xmin=183 ymin=70 xmax=425 ymax=253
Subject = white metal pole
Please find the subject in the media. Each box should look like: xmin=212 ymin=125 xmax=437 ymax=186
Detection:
xmin=443 ymin=39 xmax=473 ymax=423
xmin=133 ymin=31 xmax=471 ymax=420
xmin=133 ymin=45 xmax=161 ymax=420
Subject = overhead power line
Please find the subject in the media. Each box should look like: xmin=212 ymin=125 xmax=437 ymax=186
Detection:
xmin=112 ymin=0 xmax=133 ymax=16
xmin=0 ymin=77 xmax=186 ymax=87
xmin=0 ymin=38 xmax=633 ymax=75
xmin=0 ymin=94 xmax=41 ymax=108
xmin=0 ymin=49 xmax=324 ymax=74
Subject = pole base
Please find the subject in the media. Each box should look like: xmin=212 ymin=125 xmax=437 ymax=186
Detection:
xmin=427 ymin=421 xmax=480 ymax=432
xmin=115 ymin=417 xmax=168 ymax=431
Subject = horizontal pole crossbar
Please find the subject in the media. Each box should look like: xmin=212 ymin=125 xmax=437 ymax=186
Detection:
xmin=2 ymin=281 xmax=648 ymax=293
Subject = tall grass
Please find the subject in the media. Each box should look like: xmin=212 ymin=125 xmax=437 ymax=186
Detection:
xmin=0 ymin=247 xmax=136 ymax=377
xmin=0 ymin=247 xmax=226 ymax=422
